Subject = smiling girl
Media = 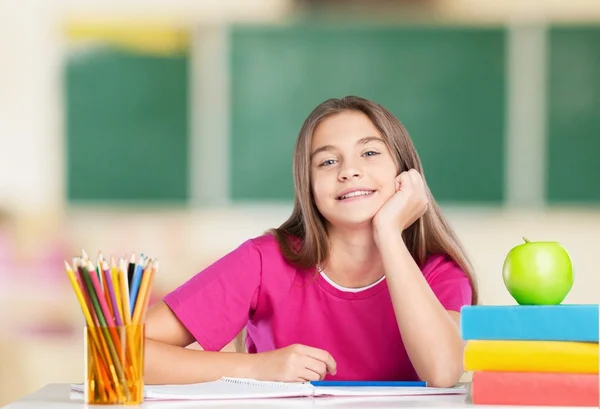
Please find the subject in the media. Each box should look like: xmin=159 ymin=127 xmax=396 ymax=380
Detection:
xmin=144 ymin=96 xmax=477 ymax=388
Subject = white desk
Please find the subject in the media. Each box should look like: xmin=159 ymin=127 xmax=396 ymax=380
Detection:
xmin=1 ymin=384 xmax=582 ymax=409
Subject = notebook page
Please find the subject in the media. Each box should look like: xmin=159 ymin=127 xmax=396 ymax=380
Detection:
xmin=144 ymin=378 xmax=314 ymax=400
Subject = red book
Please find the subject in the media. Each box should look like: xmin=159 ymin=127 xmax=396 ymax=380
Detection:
xmin=471 ymin=371 xmax=599 ymax=407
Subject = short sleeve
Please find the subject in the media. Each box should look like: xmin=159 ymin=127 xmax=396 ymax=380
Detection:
xmin=423 ymin=254 xmax=473 ymax=312
xmin=163 ymin=239 xmax=262 ymax=351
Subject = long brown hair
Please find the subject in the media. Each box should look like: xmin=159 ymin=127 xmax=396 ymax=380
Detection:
xmin=268 ymin=96 xmax=478 ymax=305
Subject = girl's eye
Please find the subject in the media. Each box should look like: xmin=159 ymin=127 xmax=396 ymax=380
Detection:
xmin=363 ymin=151 xmax=379 ymax=157
xmin=319 ymin=159 xmax=337 ymax=167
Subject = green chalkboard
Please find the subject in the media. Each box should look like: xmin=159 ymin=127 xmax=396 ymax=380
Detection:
xmin=65 ymin=47 xmax=189 ymax=202
xmin=230 ymin=24 xmax=506 ymax=203
xmin=547 ymin=26 xmax=600 ymax=203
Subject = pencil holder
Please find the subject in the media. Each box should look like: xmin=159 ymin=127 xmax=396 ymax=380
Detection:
xmin=84 ymin=324 xmax=145 ymax=405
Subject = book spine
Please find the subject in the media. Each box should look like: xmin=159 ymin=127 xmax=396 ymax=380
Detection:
xmin=464 ymin=340 xmax=599 ymax=373
xmin=471 ymin=371 xmax=599 ymax=407
xmin=461 ymin=305 xmax=599 ymax=342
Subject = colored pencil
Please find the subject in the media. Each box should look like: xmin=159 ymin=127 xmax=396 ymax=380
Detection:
xmin=65 ymin=261 xmax=97 ymax=340
xmin=132 ymin=259 xmax=154 ymax=325
xmin=73 ymin=257 xmax=98 ymax=326
xmin=119 ymin=258 xmax=132 ymax=324
xmin=129 ymin=254 xmax=146 ymax=313
xmin=102 ymin=261 xmax=123 ymax=327
xmin=127 ymin=253 xmax=136 ymax=290
xmin=98 ymin=253 xmax=114 ymax=319
xmin=97 ymin=252 xmax=104 ymax=292
xmin=139 ymin=259 xmax=158 ymax=323
xmin=110 ymin=256 xmax=124 ymax=325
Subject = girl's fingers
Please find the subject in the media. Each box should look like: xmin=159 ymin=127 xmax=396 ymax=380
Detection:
xmin=407 ymin=169 xmax=427 ymax=202
xmin=303 ymin=357 xmax=328 ymax=380
xmin=408 ymin=169 xmax=423 ymax=189
xmin=297 ymin=368 xmax=323 ymax=382
xmin=300 ymin=345 xmax=337 ymax=375
xmin=397 ymin=171 xmax=412 ymax=192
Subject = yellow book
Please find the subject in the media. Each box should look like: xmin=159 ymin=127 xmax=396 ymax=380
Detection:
xmin=464 ymin=340 xmax=598 ymax=374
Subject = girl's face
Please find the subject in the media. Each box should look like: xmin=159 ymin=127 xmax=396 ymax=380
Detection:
xmin=310 ymin=110 xmax=398 ymax=229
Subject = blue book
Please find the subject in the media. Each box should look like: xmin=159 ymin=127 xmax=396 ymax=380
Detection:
xmin=461 ymin=304 xmax=599 ymax=342
xmin=310 ymin=380 xmax=427 ymax=387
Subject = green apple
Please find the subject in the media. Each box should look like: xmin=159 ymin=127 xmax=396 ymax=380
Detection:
xmin=502 ymin=237 xmax=574 ymax=305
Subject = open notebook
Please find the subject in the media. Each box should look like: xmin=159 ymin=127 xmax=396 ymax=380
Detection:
xmin=71 ymin=377 xmax=466 ymax=401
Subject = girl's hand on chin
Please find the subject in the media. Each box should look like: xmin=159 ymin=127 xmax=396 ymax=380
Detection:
xmin=372 ymin=169 xmax=429 ymax=237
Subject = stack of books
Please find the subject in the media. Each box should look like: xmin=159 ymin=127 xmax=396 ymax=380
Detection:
xmin=461 ymin=304 xmax=599 ymax=406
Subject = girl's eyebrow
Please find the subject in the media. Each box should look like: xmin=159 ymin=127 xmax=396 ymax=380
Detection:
xmin=310 ymin=136 xmax=384 ymax=160
xmin=356 ymin=136 xmax=385 ymax=145
xmin=310 ymin=145 xmax=335 ymax=160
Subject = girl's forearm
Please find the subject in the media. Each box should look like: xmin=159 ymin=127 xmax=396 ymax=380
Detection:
xmin=144 ymin=339 xmax=256 ymax=384
xmin=375 ymin=228 xmax=465 ymax=387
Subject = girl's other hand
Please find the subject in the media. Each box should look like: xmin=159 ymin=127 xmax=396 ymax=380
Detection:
xmin=250 ymin=344 xmax=337 ymax=382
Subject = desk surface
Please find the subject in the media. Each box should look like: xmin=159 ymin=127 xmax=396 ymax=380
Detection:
xmin=2 ymin=383 xmax=583 ymax=409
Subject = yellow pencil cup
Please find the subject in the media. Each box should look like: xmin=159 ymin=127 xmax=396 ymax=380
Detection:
xmin=84 ymin=324 xmax=145 ymax=405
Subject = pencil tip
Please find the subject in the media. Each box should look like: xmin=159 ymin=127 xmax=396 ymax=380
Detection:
xmin=81 ymin=249 xmax=88 ymax=260
xmin=64 ymin=260 xmax=72 ymax=271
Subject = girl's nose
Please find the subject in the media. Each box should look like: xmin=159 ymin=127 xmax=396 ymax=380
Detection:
xmin=338 ymin=164 xmax=363 ymax=181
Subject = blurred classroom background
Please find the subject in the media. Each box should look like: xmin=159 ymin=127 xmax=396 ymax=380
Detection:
xmin=1 ymin=0 xmax=599 ymax=405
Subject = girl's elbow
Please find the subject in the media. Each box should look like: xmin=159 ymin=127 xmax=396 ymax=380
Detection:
xmin=424 ymin=362 xmax=464 ymax=388
xmin=426 ymin=372 xmax=461 ymax=388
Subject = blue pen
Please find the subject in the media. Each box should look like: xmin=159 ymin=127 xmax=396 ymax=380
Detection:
xmin=310 ymin=380 xmax=427 ymax=387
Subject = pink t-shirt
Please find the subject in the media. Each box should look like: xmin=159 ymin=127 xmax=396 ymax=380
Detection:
xmin=163 ymin=234 xmax=472 ymax=381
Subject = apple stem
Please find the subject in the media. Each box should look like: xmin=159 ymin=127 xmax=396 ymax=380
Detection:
xmin=523 ymin=237 xmax=530 ymax=243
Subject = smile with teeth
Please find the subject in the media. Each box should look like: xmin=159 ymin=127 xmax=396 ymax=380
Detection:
xmin=337 ymin=190 xmax=375 ymax=200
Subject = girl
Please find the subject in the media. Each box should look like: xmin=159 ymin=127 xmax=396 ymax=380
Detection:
xmin=144 ymin=96 xmax=477 ymax=388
